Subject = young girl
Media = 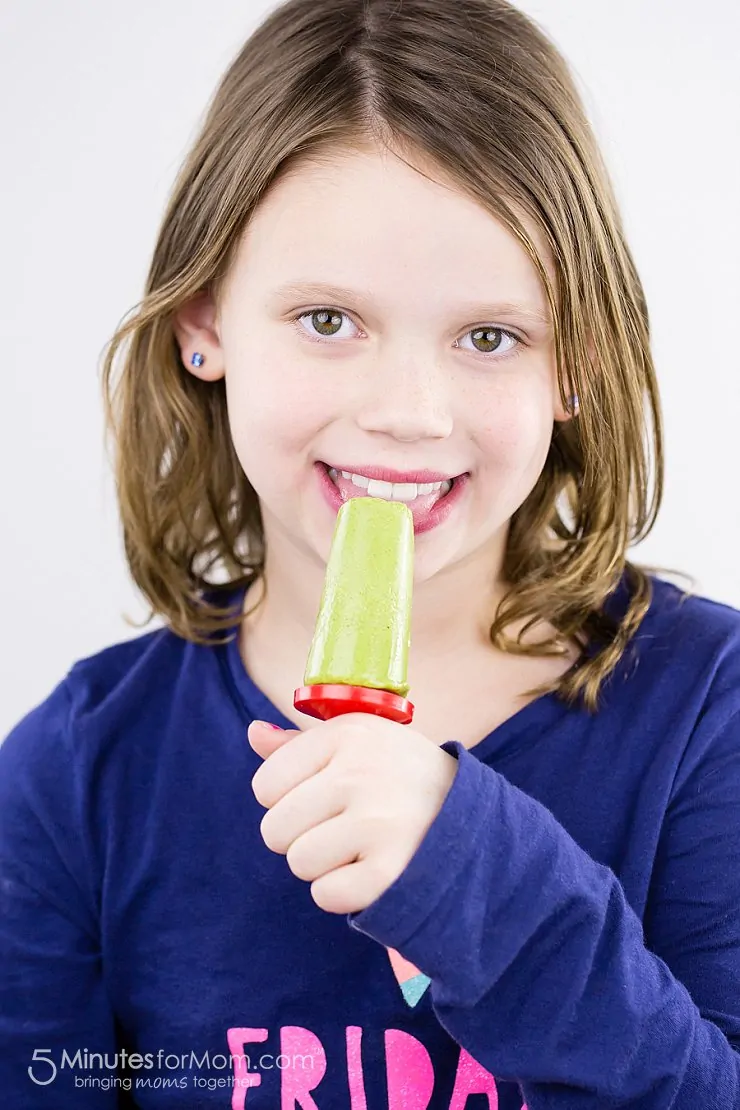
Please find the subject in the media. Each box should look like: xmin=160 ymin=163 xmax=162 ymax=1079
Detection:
xmin=1 ymin=0 xmax=738 ymax=1106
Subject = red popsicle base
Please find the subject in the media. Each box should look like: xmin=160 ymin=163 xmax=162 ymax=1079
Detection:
xmin=293 ymin=684 xmax=415 ymax=724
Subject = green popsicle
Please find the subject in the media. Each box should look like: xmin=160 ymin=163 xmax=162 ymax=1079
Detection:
xmin=303 ymin=497 xmax=414 ymax=696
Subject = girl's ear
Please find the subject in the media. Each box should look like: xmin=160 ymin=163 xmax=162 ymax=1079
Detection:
xmin=553 ymin=388 xmax=577 ymax=424
xmin=554 ymin=336 xmax=593 ymax=423
xmin=554 ymin=388 xmax=580 ymax=423
xmin=172 ymin=289 xmax=226 ymax=382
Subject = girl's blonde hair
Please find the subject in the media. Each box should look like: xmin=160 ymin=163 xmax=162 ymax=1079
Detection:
xmin=101 ymin=0 xmax=674 ymax=712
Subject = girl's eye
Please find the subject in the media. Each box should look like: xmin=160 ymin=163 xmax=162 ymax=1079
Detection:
xmin=458 ymin=325 xmax=520 ymax=358
xmin=294 ymin=309 xmax=355 ymax=342
xmin=292 ymin=308 xmax=523 ymax=360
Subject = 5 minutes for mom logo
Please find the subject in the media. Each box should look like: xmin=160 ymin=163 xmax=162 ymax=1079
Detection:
xmin=27 ymin=1047 xmax=251 ymax=1086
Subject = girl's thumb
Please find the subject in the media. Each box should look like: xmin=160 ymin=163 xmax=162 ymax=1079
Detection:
xmin=247 ymin=719 xmax=298 ymax=754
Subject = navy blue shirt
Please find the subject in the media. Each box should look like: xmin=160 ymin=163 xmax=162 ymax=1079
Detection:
xmin=1 ymin=574 xmax=739 ymax=1108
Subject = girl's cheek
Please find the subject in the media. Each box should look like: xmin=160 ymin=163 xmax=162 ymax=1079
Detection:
xmin=477 ymin=401 xmax=553 ymax=471
xmin=475 ymin=398 xmax=531 ymax=446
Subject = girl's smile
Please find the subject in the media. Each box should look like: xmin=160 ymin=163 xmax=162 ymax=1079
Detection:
xmin=316 ymin=460 xmax=471 ymax=535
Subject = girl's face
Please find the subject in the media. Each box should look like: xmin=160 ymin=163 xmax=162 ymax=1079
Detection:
xmin=177 ymin=146 xmax=572 ymax=585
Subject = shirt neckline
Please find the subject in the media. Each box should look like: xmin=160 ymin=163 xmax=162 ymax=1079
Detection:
xmin=216 ymin=583 xmax=583 ymax=765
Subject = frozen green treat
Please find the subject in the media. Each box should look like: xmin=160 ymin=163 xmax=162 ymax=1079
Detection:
xmin=303 ymin=497 xmax=414 ymax=696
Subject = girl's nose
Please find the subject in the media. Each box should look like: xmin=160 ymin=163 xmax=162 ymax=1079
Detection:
xmin=354 ymin=357 xmax=453 ymax=443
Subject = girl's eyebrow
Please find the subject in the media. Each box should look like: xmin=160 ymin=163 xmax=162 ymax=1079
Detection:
xmin=268 ymin=280 xmax=552 ymax=328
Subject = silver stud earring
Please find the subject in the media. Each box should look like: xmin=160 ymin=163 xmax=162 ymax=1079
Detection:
xmin=570 ymin=393 xmax=579 ymax=414
xmin=191 ymin=352 xmax=205 ymax=367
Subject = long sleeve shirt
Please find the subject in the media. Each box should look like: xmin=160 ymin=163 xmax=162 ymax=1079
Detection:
xmin=1 ymin=573 xmax=739 ymax=1108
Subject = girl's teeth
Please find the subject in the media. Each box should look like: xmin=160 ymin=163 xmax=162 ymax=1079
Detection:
xmin=327 ymin=467 xmax=452 ymax=502
xmin=366 ymin=478 xmax=393 ymax=498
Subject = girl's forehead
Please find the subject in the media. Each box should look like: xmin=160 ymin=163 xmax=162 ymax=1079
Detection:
xmin=249 ymin=145 xmax=549 ymax=244
xmin=226 ymin=148 xmax=556 ymax=313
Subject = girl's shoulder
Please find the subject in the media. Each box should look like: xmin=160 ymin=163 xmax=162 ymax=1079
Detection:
xmin=65 ymin=623 xmax=185 ymax=719
xmin=0 ymin=621 xmax=209 ymax=776
xmin=610 ymin=571 xmax=740 ymax=709
xmin=641 ymin=573 xmax=740 ymax=641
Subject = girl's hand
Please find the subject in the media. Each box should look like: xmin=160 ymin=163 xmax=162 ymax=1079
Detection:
xmin=248 ymin=714 xmax=458 ymax=915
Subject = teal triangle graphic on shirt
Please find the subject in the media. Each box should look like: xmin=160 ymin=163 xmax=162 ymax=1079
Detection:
xmin=386 ymin=946 xmax=431 ymax=1008
xmin=400 ymin=972 xmax=432 ymax=1007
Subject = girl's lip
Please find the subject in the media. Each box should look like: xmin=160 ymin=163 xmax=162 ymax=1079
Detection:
xmin=322 ymin=462 xmax=461 ymax=485
xmin=315 ymin=461 xmax=470 ymax=536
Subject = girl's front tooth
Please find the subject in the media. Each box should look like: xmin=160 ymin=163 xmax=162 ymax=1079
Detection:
xmin=417 ymin=482 xmax=434 ymax=495
xmin=366 ymin=478 xmax=394 ymax=498
xmin=391 ymin=483 xmax=419 ymax=502
xmin=351 ymin=473 xmax=370 ymax=488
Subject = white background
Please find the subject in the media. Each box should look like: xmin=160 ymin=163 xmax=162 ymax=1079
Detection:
xmin=1 ymin=0 xmax=738 ymax=739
